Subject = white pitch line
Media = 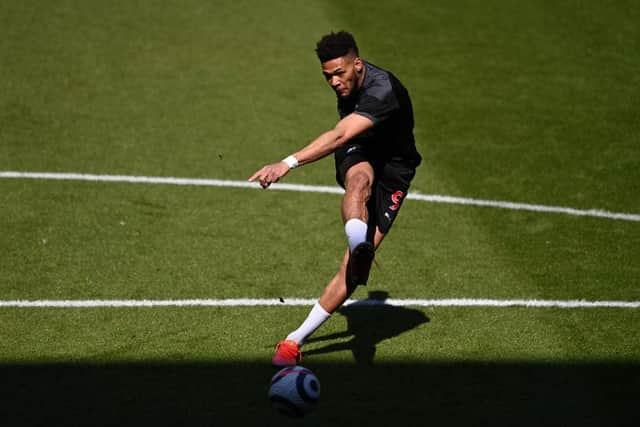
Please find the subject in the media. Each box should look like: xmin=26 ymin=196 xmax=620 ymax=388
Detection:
xmin=0 ymin=298 xmax=638 ymax=308
xmin=1 ymin=171 xmax=639 ymax=222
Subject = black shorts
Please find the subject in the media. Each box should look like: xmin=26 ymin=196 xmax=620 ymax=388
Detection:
xmin=335 ymin=143 xmax=417 ymax=236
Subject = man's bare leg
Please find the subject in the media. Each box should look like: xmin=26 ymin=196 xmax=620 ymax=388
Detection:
xmin=283 ymin=163 xmax=379 ymax=344
xmin=319 ymin=161 xmax=379 ymax=313
xmin=273 ymin=228 xmax=385 ymax=365
xmin=341 ymin=162 xmax=374 ymax=223
xmin=318 ymin=227 xmax=386 ymax=313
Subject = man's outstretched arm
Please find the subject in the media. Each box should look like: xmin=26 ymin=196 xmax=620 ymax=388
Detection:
xmin=248 ymin=113 xmax=373 ymax=189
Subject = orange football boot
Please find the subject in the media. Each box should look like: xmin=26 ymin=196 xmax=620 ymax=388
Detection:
xmin=272 ymin=339 xmax=302 ymax=367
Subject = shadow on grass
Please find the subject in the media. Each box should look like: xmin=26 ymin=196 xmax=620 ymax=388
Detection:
xmin=2 ymin=361 xmax=638 ymax=426
xmin=305 ymin=291 xmax=430 ymax=363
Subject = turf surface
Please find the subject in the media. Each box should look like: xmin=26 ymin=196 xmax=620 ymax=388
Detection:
xmin=1 ymin=0 xmax=639 ymax=425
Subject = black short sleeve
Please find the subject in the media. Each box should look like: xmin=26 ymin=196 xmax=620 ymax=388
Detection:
xmin=354 ymin=79 xmax=399 ymax=124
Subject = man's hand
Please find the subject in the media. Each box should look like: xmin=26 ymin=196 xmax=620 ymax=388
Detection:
xmin=248 ymin=161 xmax=291 ymax=189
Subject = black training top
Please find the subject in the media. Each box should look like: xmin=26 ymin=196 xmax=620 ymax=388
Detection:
xmin=337 ymin=61 xmax=422 ymax=167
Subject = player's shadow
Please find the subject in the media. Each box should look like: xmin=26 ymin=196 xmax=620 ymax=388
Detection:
xmin=304 ymin=291 xmax=429 ymax=363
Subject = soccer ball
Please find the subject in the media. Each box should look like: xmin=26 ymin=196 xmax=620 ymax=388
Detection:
xmin=268 ymin=366 xmax=320 ymax=417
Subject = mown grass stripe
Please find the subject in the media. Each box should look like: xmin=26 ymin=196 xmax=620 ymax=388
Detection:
xmin=3 ymin=171 xmax=640 ymax=222
xmin=0 ymin=298 xmax=638 ymax=308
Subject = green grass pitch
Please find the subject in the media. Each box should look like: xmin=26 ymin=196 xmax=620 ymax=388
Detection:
xmin=1 ymin=0 xmax=639 ymax=425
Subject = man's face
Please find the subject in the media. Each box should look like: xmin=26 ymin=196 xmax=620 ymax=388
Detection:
xmin=321 ymin=54 xmax=364 ymax=98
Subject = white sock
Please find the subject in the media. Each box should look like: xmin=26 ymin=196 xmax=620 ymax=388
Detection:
xmin=286 ymin=302 xmax=331 ymax=346
xmin=345 ymin=218 xmax=368 ymax=252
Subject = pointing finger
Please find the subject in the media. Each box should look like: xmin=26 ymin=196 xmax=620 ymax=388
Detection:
xmin=248 ymin=169 xmax=264 ymax=182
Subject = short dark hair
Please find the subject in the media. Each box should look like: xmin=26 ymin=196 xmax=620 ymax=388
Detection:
xmin=315 ymin=31 xmax=359 ymax=62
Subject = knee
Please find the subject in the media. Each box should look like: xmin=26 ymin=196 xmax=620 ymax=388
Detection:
xmin=345 ymin=170 xmax=372 ymax=196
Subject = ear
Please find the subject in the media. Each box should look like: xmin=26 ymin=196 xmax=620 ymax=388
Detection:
xmin=354 ymin=56 xmax=363 ymax=73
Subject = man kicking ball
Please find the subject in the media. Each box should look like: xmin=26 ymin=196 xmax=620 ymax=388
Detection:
xmin=249 ymin=31 xmax=422 ymax=366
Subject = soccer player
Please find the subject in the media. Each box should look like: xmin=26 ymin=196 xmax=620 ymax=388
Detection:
xmin=248 ymin=31 xmax=422 ymax=366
